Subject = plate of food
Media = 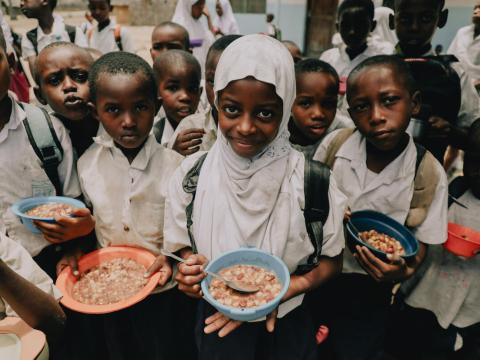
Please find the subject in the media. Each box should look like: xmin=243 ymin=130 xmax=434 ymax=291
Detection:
xmin=201 ymin=248 xmax=290 ymax=322
xmin=56 ymin=246 xmax=161 ymax=314
xmin=11 ymin=196 xmax=86 ymax=234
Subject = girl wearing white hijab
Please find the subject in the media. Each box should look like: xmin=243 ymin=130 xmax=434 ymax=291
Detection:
xmin=172 ymin=0 xmax=215 ymax=73
xmin=213 ymin=0 xmax=240 ymax=35
xmin=164 ymin=34 xmax=346 ymax=359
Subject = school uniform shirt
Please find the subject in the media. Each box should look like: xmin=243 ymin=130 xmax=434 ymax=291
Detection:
xmin=88 ymin=20 xmax=136 ymax=54
xmin=0 ymin=95 xmax=81 ymax=257
xmin=0 ymin=232 xmax=62 ymax=318
xmin=152 ymin=112 xmax=175 ymax=145
xmin=448 ymin=24 xmax=480 ymax=81
xmin=314 ymin=130 xmax=448 ymax=275
xmin=166 ymin=106 xmax=217 ymax=152
xmin=21 ymin=14 xmax=88 ymax=59
xmin=403 ymin=189 xmax=480 ymax=329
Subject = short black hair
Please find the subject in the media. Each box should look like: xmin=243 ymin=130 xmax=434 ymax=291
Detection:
xmin=0 ymin=28 xmax=6 ymax=53
xmin=49 ymin=0 xmax=57 ymax=9
xmin=206 ymin=34 xmax=242 ymax=61
xmin=153 ymin=49 xmax=201 ymax=84
xmin=394 ymin=0 xmax=445 ymax=11
xmin=89 ymin=51 xmax=157 ymax=102
xmin=295 ymin=58 xmax=340 ymax=91
xmin=153 ymin=21 xmax=190 ymax=49
xmin=347 ymin=55 xmax=417 ymax=100
xmin=338 ymin=0 xmax=375 ymax=20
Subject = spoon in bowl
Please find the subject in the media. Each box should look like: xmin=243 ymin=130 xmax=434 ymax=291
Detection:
xmin=161 ymin=250 xmax=259 ymax=294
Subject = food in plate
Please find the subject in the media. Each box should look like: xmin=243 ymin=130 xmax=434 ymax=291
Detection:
xmin=359 ymin=230 xmax=405 ymax=256
xmin=72 ymin=258 xmax=148 ymax=305
xmin=208 ymin=264 xmax=282 ymax=308
xmin=25 ymin=203 xmax=76 ymax=218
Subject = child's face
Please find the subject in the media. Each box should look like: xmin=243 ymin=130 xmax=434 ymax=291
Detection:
xmin=20 ymin=0 xmax=45 ymax=17
xmin=218 ymin=78 xmax=283 ymax=158
xmin=191 ymin=0 xmax=205 ymax=19
xmin=347 ymin=65 xmax=420 ymax=152
xmin=292 ymin=72 xmax=338 ymax=142
xmin=394 ymin=0 xmax=445 ymax=50
xmin=36 ymin=47 xmax=91 ymax=121
xmin=473 ymin=3 xmax=480 ymax=26
xmin=93 ymin=72 xmax=156 ymax=151
xmin=150 ymin=27 xmax=187 ymax=62
xmin=157 ymin=64 xmax=201 ymax=126
xmin=88 ymin=0 xmax=111 ymax=24
xmin=205 ymin=51 xmax=221 ymax=108
xmin=0 ymin=48 xmax=11 ymax=101
xmin=338 ymin=7 xmax=374 ymax=50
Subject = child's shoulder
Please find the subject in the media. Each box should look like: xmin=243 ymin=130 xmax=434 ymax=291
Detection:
xmin=319 ymin=47 xmax=340 ymax=61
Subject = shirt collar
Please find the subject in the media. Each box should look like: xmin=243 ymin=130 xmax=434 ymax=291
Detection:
xmin=37 ymin=14 xmax=65 ymax=39
xmin=0 ymin=95 xmax=26 ymax=144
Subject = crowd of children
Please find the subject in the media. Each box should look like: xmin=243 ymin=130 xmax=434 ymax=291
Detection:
xmin=0 ymin=0 xmax=479 ymax=359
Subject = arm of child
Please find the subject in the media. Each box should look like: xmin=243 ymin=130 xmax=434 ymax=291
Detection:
xmin=427 ymin=115 xmax=470 ymax=150
xmin=172 ymin=128 xmax=206 ymax=156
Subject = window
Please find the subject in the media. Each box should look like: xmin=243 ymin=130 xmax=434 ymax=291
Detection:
xmin=231 ymin=0 xmax=266 ymax=13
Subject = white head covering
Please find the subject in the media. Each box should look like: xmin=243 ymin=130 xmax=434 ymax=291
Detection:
xmin=372 ymin=6 xmax=398 ymax=46
xmin=213 ymin=0 xmax=240 ymax=35
xmin=190 ymin=34 xmax=309 ymax=271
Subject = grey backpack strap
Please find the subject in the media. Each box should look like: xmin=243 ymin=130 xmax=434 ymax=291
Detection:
xmin=182 ymin=153 xmax=208 ymax=253
xmin=26 ymin=28 xmax=38 ymax=55
xmin=153 ymin=117 xmax=166 ymax=144
xmin=20 ymin=103 xmax=64 ymax=196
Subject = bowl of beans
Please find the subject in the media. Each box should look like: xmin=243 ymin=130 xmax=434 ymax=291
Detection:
xmin=346 ymin=210 xmax=419 ymax=261
xmin=11 ymin=196 xmax=86 ymax=234
xmin=201 ymin=248 xmax=290 ymax=322
xmin=56 ymin=246 xmax=161 ymax=314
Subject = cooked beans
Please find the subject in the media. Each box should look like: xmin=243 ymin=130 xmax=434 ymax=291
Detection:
xmin=72 ymin=258 xmax=148 ymax=305
xmin=25 ymin=203 xmax=76 ymax=218
xmin=359 ymin=230 xmax=405 ymax=256
xmin=208 ymin=265 xmax=282 ymax=309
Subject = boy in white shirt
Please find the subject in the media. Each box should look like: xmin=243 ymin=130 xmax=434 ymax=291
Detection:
xmin=87 ymin=0 xmax=136 ymax=54
xmin=150 ymin=21 xmax=190 ymax=62
xmin=313 ymin=55 xmax=448 ymax=359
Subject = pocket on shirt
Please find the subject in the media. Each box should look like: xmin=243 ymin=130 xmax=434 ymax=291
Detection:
xmin=132 ymin=202 xmax=165 ymax=240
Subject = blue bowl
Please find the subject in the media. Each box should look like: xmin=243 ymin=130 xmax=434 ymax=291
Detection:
xmin=201 ymin=248 xmax=290 ymax=322
xmin=345 ymin=210 xmax=419 ymax=261
xmin=11 ymin=196 xmax=86 ymax=234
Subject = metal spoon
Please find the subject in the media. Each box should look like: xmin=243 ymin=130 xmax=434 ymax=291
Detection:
xmin=161 ymin=250 xmax=259 ymax=294
xmin=449 ymin=194 xmax=469 ymax=210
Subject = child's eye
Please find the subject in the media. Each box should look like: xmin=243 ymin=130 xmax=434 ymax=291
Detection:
xmin=135 ymin=103 xmax=149 ymax=112
xmin=350 ymin=103 xmax=369 ymax=113
xmin=298 ymin=100 xmax=311 ymax=108
xmin=383 ymin=96 xmax=399 ymax=106
xmin=257 ymin=110 xmax=273 ymax=120
xmin=166 ymin=85 xmax=179 ymax=92
xmin=47 ymin=75 xmax=62 ymax=86
xmin=421 ymin=14 xmax=435 ymax=23
xmin=105 ymin=105 xmax=120 ymax=114
xmin=71 ymin=70 xmax=88 ymax=83
xmin=223 ymin=105 xmax=239 ymax=116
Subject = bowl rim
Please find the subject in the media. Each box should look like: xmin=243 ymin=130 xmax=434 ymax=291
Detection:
xmin=447 ymin=222 xmax=480 ymax=246
xmin=56 ymin=246 xmax=161 ymax=314
xmin=11 ymin=196 xmax=86 ymax=222
xmin=200 ymin=248 xmax=290 ymax=317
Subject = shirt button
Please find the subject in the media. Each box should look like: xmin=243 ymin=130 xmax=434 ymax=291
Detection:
xmin=123 ymin=225 xmax=130 ymax=232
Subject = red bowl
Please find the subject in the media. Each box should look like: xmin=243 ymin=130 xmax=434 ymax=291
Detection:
xmin=56 ymin=246 xmax=161 ymax=314
xmin=444 ymin=223 xmax=480 ymax=258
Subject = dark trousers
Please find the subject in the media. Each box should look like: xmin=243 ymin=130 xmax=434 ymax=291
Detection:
xmin=195 ymin=300 xmax=318 ymax=360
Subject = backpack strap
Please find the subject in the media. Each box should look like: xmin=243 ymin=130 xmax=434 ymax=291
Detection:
xmin=19 ymin=103 xmax=64 ymax=196
xmin=114 ymin=25 xmax=123 ymax=51
xmin=448 ymin=176 xmax=469 ymax=208
xmin=65 ymin=24 xmax=77 ymax=43
xmin=153 ymin=117 xmax=166 ymax=144
xmin=26 ymin=28 xmax=38 ymax=55
xmin=323 ymin=128 xmax=355 ymax=169
xmin=182 ymin=153 xmax=209 ymax=253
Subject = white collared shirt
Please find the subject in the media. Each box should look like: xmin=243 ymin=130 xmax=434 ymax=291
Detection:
xmin=152 ymin=113 xmax=175 ymax=146
xmin=0 ymin=96 xmax=81 ymax=256
xmin=448 ymin=24 xmax=480 ymax=81
xmin=314 ymin=130 xmax=448 ymax=275
xmin=21 ymin=14 xmax=88 ymax=59
xmin=0 ymin=232 xmax=62 ymax=318
xmin=87 ymin=20 xmax=136 ymax=54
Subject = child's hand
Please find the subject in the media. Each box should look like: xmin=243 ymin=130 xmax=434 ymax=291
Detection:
xmin=175 ymin=254 xmax=208 ymax=298
xmin=34 ymin=208 xmax=95 ymax=244
xmin=428 ymin=116 xmax=451 ymax=139
xmin=172 ymin=128 xmax=205 ymax=156
xmin=56 ymin=247 xmax=85 ymax=278
xmin=354 ymin=245 xmax=409 ymax=283
xmin=144 ymin=254 xmax=173 ymax=286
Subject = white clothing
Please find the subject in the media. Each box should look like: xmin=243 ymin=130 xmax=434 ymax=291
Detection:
xmin=213 ymin=0 xmax=240 ymax=35
xmin=372 ymin=7 xmax=398 ymax=47
xmin=164 ymin=34 xmax=346 ymax=318
xmin=404 ymin=189 xmax=480 ymax=329
xmin=0 ymin=96 xmax=81 ymax=256
xmin=0 ymin=233 xmax=62 ymax=318
xmin=448 ymin=24 xmax=480 ymax=81
xmin=166 ymin=106 xmax=217 ymax=152
xmin=21 ymin=14 xmax=87 ymax=59
xmin=314 ymin=130 xmax=448 ymax=275
xmin=152 ymin=113 xmax=175 ymax=145
xmin=87 ymin=20 xmax=136 ymax=54
xmin=0 ymin=9 xmax=14 ymax=48
xmin=172 ymin=0 xmax=215 ymax=73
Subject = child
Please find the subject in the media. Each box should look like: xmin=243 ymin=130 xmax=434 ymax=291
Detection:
xmin=392 ymin=0 xmax=480 ymax=162
xmin=152 ymin=49 xmax=202 ymax=145
xmin=289 ymin=58 xmax=352 ymax=148
xmin=167 ymin=34 xmax=241 ymax=156
xmin=150 ymin=21 xmax=190 ymax=62
xmin=164 ymin=34 xmax=346 ymax=360
xmin=87 ymin=0 xmax=136 ymax=54
xmin=20 ymin=0 xmax=87 ymax=78
xmin=213 ymin=0 xmax=240 ymax=36
xmin=386 ymin=120 xmax=480 ymax=359
xmin=282 ymin=40 xmax=302 ymax=63
xmin=79 ymin=51 xmax=185 ymax=360
xmin=313 ymin=55 xmax=448 ymax=359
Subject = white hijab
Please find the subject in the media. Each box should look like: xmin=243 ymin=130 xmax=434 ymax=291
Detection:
xmin=213 ymin=0 xmax=240 ymax=35
xmin=191 ymin=35 xmax=308 ymax=271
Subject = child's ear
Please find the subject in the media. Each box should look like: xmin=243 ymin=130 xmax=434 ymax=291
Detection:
xmin=389 ymin=13 xmax=395 ymax=30
xmin=411 ymin=90 xmax=422 ymax=117
xmin=33 ymin=86 xmax=48 ymax=105
xmin=370 ymin=20 xmax=377 ymax=32
xmin=87 ymin=102 xmax=100 ymax=121
xmin=438 ymin=9 xmax=448 ymax=29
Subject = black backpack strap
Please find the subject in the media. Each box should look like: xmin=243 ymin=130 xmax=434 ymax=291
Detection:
xmin=153 ymin=117 xmax=166 ymax=143
xmin=448 ymin=176 xmax=469 ymax=208
xmin=65 ymin=24 xmax=77 ymax=43
xmin=182 ymin=153 xmax=209 ymax=253
xmin=26 ymin=28 xmax=38 ymax=55
xmin=414 ymin=142 xmax=426 ymax=175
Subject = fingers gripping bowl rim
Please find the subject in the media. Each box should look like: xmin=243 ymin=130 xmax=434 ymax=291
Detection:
xmin=200 ymin=248 xmax=290 ymax=322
